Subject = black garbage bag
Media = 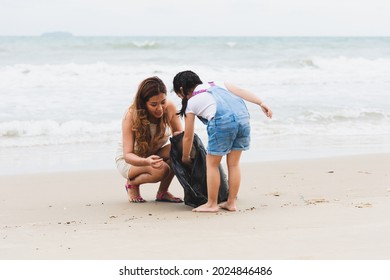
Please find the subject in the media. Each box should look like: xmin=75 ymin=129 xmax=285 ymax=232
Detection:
xmin=170 ymin=132 xmax=229 ymax=208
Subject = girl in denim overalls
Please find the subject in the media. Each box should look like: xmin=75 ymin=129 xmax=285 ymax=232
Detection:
xmin=173 ymin=71 xmax=272 ymax=212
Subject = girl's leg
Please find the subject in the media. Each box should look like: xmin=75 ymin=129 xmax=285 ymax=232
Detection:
xmin=193 ymin=154 xmax=223 ymax=212
xmin=220 ymin=150 xmax=242 ymax=211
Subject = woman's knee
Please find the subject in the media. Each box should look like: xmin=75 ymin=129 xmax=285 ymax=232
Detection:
xmin=152 ymin=162 xmax=170 ymax=182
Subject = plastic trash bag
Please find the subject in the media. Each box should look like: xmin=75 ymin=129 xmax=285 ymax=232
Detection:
xmin=170 ymin=132 xmax=229 ymax=207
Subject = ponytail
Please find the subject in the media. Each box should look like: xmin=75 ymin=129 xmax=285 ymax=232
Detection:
xmin=173 ymin=70 xmax=202 ymax=118
xmin=177 ymin=96 xmax=188 ymax=118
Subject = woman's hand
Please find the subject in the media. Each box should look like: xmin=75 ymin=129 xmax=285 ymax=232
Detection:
xmin=146 ymin=155 xmax=164 ymax=169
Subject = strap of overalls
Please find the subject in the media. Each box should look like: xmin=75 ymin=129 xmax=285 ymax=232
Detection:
xmin=191 ymin=82 xmax=216 ymax=97
xmin=191 ymin=82 xmax=216 ymax=125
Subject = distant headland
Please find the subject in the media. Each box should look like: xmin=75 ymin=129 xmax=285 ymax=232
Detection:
xmin=40 ymin=31 xmax=73 ymax=37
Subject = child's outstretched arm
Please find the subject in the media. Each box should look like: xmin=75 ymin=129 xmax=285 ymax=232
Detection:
xmin=225 ymin=82 xmax=272 ymax=119
xmin=182 ymin=113 xmax=196 ymax=165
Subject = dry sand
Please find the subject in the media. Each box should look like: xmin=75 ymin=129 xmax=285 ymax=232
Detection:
xmin=1 ymin=153 xmax=389 ymax=259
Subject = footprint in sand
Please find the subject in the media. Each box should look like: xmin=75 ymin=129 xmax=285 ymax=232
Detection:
xmin=305 ymin=198 xmax=329 ymax=205
xmin=354 ymin=202 xmax=372 ymax=208
xmin=267 ymin=191 xmax=281 ymax=197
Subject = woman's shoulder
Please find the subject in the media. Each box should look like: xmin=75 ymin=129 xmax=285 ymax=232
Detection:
xmin=122 ymin=109 xmax=137 ymax=129
xmin=123 ymin=109 xmax=133 ymax=121
xmin=164 ymin=99 xmax=178 ymax=117
xmin=166 ymin=99 xmax=178 ymax=111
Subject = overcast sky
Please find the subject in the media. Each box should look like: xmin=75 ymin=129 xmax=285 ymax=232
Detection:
xmin=0 ymin=0 xmax=389 ymax=36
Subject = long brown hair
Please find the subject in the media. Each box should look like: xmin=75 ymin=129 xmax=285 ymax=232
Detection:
xmin=129 ymin=77 xmax=170 ymax=157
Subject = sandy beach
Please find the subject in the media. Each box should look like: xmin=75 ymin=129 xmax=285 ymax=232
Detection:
xmin=1 ymin=153 xmax=389 ymax=260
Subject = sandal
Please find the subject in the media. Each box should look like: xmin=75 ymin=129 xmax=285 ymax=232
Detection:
xmin=155 ymin=191 xmax=183 ymax=203
xmin=125 ymin=183 xmax=146 ymax=203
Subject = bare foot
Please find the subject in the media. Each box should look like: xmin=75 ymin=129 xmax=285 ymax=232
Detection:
xmin=192 ymin=203 xmax=219 ymax=213
xmin=219 ymin=202 xmax=237 ymax=211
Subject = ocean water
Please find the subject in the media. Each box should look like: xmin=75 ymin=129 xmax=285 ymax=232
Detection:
xmin=1 ymin=36 xmax=390 ymax=174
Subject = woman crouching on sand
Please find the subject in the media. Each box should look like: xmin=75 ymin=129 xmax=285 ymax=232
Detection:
xmin=115 ymin=76 xmax=183 ymax=203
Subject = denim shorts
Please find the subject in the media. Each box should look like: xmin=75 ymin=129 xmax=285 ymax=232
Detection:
xmin=207 ymin=114 xmax=250 ymax=156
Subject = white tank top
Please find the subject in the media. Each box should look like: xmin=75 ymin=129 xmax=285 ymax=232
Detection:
xmin=149 ymin=123 xmax=170 ymax=151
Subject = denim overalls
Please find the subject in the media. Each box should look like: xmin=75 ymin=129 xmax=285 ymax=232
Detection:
xmin=196 ymin=83 xmax=251 ymax=156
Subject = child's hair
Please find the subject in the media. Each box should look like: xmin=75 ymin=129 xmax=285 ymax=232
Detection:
xmin=173 ymin=70 xmax=203 ymax=117
xmin=129 ymin=76 xmax=170 ymax=157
